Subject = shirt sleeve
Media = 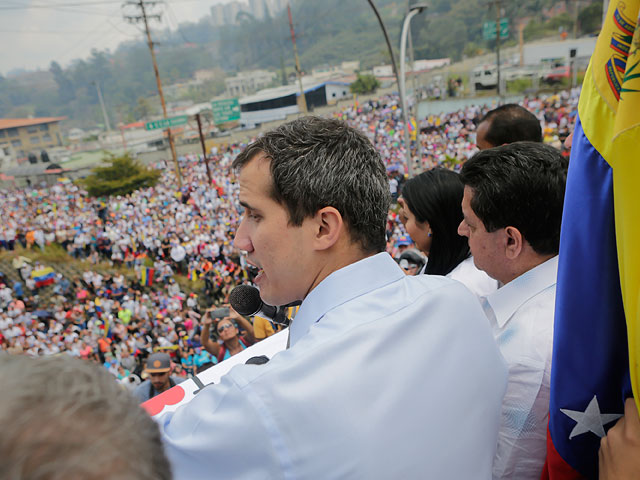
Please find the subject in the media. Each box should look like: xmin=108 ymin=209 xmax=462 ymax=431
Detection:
xmin=493 ymin=360 xmax=549 ymax=480
xmin=159 ymin=373 xmax=283 ymax=480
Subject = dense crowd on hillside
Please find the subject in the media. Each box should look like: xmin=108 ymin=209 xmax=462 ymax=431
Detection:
xmin=0 ymin=88 xmax=579 ymax=385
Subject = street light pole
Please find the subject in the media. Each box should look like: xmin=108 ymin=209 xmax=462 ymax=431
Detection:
xmin=366 ymin=0 xmax=400 ymax=87
xmin=400 ymin=3 xmax=427 ymax=178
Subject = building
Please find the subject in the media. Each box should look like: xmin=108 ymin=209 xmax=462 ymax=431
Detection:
xmin=239 ymin=79 xmax=351 ymax=128
xmin=0 ymin=117 xmax=65 ymax=163
xmin=225 ymin=70 xmax=277 ymax=97
xmin=311 ymin=61 xmax=361 ymax=81
xmin=210 ymin=0 xmax=287 ymax=26
xmin=373 ymin=58 xmax=451 ymax=79
xmin=193 ymin=69 xmax=219 ymax=83
xmin=249 ymin=0 xmax=268 ymax=19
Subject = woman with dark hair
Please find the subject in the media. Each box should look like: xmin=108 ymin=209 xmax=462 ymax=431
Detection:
xmin=399 ymin=168 xmax=497 ymax=297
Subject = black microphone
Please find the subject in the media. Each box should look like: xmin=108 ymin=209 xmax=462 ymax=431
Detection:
xmin=230 ymin=285 xmax=289 ymax=326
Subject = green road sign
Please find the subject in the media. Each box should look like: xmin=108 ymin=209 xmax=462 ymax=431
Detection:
xmin=144 ymin=115 xmax=188 ymax=131
xmin=483 ymin=18 xmax=509 ymax=40
xmin=211 ymin=98 xmax=241 ymax=125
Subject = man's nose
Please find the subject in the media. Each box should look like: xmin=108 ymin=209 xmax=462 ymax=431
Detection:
xmin=234 ymin=219 xmax=253 ymax=252
xmin=457 ymin=220 xmax=468 ymax=237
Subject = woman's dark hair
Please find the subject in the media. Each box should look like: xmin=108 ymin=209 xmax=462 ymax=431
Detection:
xmin=401 ymin=168 xmax=470 ymax=276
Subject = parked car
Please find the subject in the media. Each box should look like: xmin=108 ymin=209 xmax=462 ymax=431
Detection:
xmin=471 ymin=65 xmax=497 ymax=90
xmin=543 ymin=66 xmax=570 ymax=84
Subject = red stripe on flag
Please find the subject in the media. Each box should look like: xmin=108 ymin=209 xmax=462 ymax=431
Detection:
xmin=541 ymin=426 xmax=586 ymax=480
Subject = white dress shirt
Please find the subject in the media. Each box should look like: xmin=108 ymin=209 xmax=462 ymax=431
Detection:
xmin=481 ymin=256 xmax=558 ymax=480
xmin=447 ymin=256 xmax=499 ymax=298
xmin=160 ymin=252 xmax=507 ymax=480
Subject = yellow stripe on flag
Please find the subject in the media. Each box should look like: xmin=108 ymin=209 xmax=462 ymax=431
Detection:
xmin=579 ymin=0 xmax=640 ymax=406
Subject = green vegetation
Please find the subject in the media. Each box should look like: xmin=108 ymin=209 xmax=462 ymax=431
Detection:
xmin=350 ymin=73 xmax=381 ymax=95
xmin=79 ymin=153 xmax=161 ymax=197
xmin=0 ymin=0 xmax=603 ymax=129
xmin=507 ymin=77 xmax=535 ymax=94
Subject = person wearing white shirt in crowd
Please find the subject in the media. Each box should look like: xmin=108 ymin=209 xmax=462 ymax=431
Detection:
xmin=159 ymin=116 xmax=507 ymax=480
xmin=398 ymin=167 xmax=497 ymax=297
xmin=458 ymin=142 xmax=568 ymax=480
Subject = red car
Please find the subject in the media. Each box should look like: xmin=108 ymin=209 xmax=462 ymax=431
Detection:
xmin=544 ymin=66 xmax=570 ymax=84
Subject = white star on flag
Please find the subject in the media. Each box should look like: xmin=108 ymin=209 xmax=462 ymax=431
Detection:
xmin=561 ymin=395 xmax=623 ymax=439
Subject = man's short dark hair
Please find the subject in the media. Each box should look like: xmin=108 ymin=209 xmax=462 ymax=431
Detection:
xmin=479 ymin=104 xmax=542 ymax=147
xmin=460 ymin=142 xmax=568 ymax=256
xmin=233 ymin=116 xmax=391 ymax=253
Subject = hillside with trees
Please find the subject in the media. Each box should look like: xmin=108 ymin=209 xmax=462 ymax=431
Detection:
xmin=0 ymin=0 xmax=603 ymax=129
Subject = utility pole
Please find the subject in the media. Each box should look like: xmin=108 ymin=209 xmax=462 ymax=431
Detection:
xmin=94 ymin=81 xmax=111 ymax=132
xmin=287 ymin=3 xmax=307 ymax=114
xmin=366 ymin=0 xmax=400 ymax=89
xmin=518 ymin=22 xmax=525 ymax=67
xmin=123 ymin=0 xmax=182 ymax=187
xmin=195 ymin=113 xmax=213 ymax=185
xmin=493 ymin=0 xmax=502 ymax=96
xmin=602 ymin=0 xmax=610 ymax=28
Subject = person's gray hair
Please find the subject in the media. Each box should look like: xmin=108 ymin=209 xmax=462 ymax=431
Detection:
xmin=0 ymin=355 xmax=172 ymax=480
xmin=233 ymin=116 xmax=391 ymax=253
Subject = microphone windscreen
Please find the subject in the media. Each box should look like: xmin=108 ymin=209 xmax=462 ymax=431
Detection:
xmin=229 ymin=285 xmax=263 ymax=316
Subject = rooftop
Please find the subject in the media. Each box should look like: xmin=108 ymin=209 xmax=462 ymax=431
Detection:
xmin=239 ymin=79 xmax=350 ymax=105
xmin=0 ymin=117 xmax=66 ymax=130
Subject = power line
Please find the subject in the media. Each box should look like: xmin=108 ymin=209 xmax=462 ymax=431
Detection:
xmin=0 ymin=1 xmax=126 ymax=9
xmin=123 ymin=0 xmax=182 ymax=187
xmin=164 ymin=1 xmax=193 ymax=44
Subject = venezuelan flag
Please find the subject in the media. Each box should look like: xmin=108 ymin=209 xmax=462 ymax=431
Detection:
xmin=140 ymin=267 xmax=154 ymax=286
xmin=31 ymin=266 xmax=56 ymax=288
xmin=543 ymin=2 xmax=640 ymax=478
xmin=188 ymin=269 xmax=198 ymax=282
xmin=408 ymin=117 xmax=418 ymax=141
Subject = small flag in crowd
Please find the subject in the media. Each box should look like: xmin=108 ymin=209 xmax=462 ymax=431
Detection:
xmin=188 ymin=269 xmax=199 ymax=282
xmin=542 ymin=1 xmax=640 ymax=478
xmin=31 ymin=266 xmax=56 ymax=288
xmin=141 ymin=267 xmax=154 ymax=286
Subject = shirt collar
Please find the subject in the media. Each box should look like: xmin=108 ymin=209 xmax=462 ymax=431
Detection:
xmin=289 ymin=252 xmax=404 ymax=347
xmin=482 ymin=255 xmax=558 ymax=328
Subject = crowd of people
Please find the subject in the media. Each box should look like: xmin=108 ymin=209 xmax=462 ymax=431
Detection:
xmin=0 ymin=89 xmax=581 ymax=390
xmin=1 ymin=77 xmax=639 ymax=480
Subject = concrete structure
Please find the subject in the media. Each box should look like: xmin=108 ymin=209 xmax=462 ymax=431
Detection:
xmin=194 ymin=69 xmax=219 ymax=83
xmin=210 ymin=0 xmax=287 ymax=26
xmin=225 ymin=69 xmax=277 ymax=97
xmin=249 ymin=0 xmax=268 ymax=19
xmin=522 ymin=37 xmax=597 ymax=67
xmin=0 ymin=117 xmax=65 ymax=163
xmin=239 ymin=79 xmax=351 ymax=128
xmin=311 ymin=61 xmax=361 ymax=80
xmin=374 ymin=58 xmax=451 ymax=78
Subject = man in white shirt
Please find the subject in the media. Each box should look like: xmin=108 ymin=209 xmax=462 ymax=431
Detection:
xmin=458 ymin=142 xmax=568 ymax=479
xmin=159 ymin=116 xmax=508 ymax=479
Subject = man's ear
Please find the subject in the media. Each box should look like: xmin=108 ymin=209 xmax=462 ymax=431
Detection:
xmin=504 ymin=226 xmax=524 ymax=260
xmin=312 ymin=206 xmax=343 ymax=251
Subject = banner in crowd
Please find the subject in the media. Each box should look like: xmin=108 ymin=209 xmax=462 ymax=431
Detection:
xmin=140 ymin=267 xmax=154 ymax=286
xmin=31 ymin=266 xmax=55 ymax=288
xmin=543 ymin=1 xmax=640 ymax=478
xmin=143 ymin=329 xmax=288 ymax=419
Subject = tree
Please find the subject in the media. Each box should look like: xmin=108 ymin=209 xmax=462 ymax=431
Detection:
xmin=80 ymin=153 xmax=161 ymax=197
xmin=350 ymin=74 xmax=381 ymax=95
xmin=134 ymin=97 xmax=154 ymax=120
xmin=50 ymin=61 xmax=75 ymax=103
xmin=579 ymin=1 xmax=603 ymax=34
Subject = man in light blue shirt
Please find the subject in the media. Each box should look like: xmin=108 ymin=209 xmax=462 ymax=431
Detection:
xmin=159 ymin=116 xmax=507 ymax=479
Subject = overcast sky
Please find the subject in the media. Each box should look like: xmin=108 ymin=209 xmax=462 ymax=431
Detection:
xmin=0 ymin=0 xmax=229 ymax=76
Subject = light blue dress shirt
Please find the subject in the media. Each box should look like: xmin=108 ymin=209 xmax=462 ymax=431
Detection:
xmin=160 ymin=252 xmax=507 ymax=479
